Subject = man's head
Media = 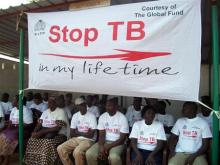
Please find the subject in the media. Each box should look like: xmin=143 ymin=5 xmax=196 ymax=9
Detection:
xmin=106 ymin=98 xmax=118 ymax=116
xmin=27 ymin=91 xmax=34 ymax=101
xmin=43 ymin=92 xmax=49 ymax=102
xmin=33 ymin=93 xmax=42 ymax=105
xmin=92 ymin=95 xmax=99 ymax=105
xmin=86 ymin=95 xmax=93 ymax=107
xmin=156 ymin=101 xmax=166 ymax=114
xmin=182 ymin=102 xmax=198 ymax=119
xmin=1 ymin=93 xmax=9 ymax=102
xmin=56 ymin=95 xmax=65 ymax=108
xmin=48 ymin=97 xmax=57 ymax=111
xmin=75 ymin=97 xmax=87 ymax=115
xmin=141 ymin=106 xmax=156 ymax=125
xmin=133 ymin=97 xmax=142 ymax=111
xmin=144 ymin=98 xmax=158 ymax=106
xmin=65 ymin=93 xmax=73 ymax=104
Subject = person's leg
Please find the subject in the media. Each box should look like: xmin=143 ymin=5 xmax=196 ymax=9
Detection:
xmin=168 ymin=153 xmax=189 ymax=165
xmin=193 ymin=155 xmax=208 ymax=165
xmin=57 ymin=138 xmax=79 ymax=165
xmin=86 ymin=143 xmax=100 ymax=165
xmin=108 ymin=144 xmax=124 ymax=165
xmin=131 ymin=149 xmax=150 ymax=165
xmin=73 ymin=139 xmax=94 ymax=165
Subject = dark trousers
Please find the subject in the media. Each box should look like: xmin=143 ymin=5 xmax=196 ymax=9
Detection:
xmin=131 ymin=148 xmax=162 ymax=165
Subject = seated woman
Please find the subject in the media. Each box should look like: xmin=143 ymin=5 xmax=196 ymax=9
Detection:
xmin=24 ymin=96 xmax=68 ymax=165
xmin=0 ymin=95 xmax=33 ymax=165
xmin=129 ymin=105 xmax=166 ymax=165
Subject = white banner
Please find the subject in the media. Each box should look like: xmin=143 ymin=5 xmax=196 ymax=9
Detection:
xmin=27 ymin=0 xmax=201 ymax=101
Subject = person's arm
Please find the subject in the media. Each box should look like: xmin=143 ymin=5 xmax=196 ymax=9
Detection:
xmin=168 ymin=133 xmax=179 ymax=158
xmin=72 ymin=128 xmax=96 ymax=139
xmin=104 ymin=132 xmax=127 ymax=152
xmin=98 ymin=130 xmax=106 ymax=159
xmin=184 ymin=138 xmax=210 ymax=165
xmin=131 ymin=138 xmax=143 ymax=165
xmin=34 ymin=125 xmax=61 ymax=138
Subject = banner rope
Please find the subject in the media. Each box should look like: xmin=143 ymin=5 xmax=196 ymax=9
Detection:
xmin=198 ymin=101 xmax=220 ymax=119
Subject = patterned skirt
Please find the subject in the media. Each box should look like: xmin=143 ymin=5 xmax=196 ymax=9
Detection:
xmin=24 ymin=135 xmax=66 ymax=165
xmin=0 ymin=127 xmax=18 ymax=155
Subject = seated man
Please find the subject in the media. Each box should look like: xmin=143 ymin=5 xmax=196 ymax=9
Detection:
xmin=130 ymin=105 xmax=166 ymax=165
xmin=155 ymin=101 xmax=174 ymax=137
xmin=86 ymin=95 xmax=100 ymax=118
xmin=86 ymin=98 xmax=129 ymax=165
xmin=126 ymin=97 xmax=143 ymax=130
xmin=168 ymin=102 xmax=212 ymax=165
xmin=57 ymin=98 xmax=97 ymax=165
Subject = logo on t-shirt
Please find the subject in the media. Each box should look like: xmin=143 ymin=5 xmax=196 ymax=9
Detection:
xmin=183 ymin=125 xmax=187 ymax=129
xmin=139 ymin=136 xmax=156 ymax=144
xmin=183 ymin=130 xmax=198 ymax=138
xmin=140 ymin=131 xmax=144 ymax=135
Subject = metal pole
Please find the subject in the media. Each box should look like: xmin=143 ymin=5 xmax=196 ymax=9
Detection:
xmin=211 ymin=1 xmax=219 ymax=165
xmin=18 ymin=28 xmax=24 ymax=165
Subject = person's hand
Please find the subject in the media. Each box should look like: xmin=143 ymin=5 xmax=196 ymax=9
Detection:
xmin=31 ymin=131 xmax=42 ymax=138
xmin=98 ymin=145 xmax=107 ymax=160
xmin=103 ymin=143 xmax=111 ymax=155
xmin=184 ymin=155 xmax=196 ymax=165
xmin=134 ymin=152 xmax=143 ymax=165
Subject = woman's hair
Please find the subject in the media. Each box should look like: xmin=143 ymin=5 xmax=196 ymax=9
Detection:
xmin=141 ymin=105 xmax=156 ymax=118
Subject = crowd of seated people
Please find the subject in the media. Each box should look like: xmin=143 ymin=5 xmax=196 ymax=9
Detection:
xmin=0 ymin=92 xmax=217 ymax=165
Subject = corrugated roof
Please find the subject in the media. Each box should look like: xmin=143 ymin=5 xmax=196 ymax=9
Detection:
xmin=0 ymin=0 xmax=85 ymax=59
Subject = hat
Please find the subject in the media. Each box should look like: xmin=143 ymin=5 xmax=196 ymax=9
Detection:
xmin=75 ymin=97 xmax=86 ymax=105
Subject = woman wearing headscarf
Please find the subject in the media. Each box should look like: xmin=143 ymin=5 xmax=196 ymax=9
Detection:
xmin=24 ymin=96 xmax=68 ymax=165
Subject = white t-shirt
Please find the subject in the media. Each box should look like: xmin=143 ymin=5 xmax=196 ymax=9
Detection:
xmin=87 ymin=106 xmax=100 ymax=118
xmin=129 ymin=120 xmax=166 ymax=151
xmin=30 ymin=102 xmax=48 ymax=113
xmin=40 ymin=108 xmax=68 ymax=136
xmin=98 ymin=111 xmax=129 ymax=141
xmin=64 ymin=106 xmax=73 ymax=120
xmin=26 ymin=100 xmax=34 ymax=110
xmin=0 ymin=101 xmax=13 ymax=115
xmin=9 ymin=106 xmax=33 ymax=124
xmin=197 ymin=113 xmax=212 ymax=130
xmin=171 ymin=117 xmax=212 ymax=153
xmin=71 ymin=111 xmax=97 ymax=141
xmin=155 ymin=113 xmax=175 ymax=127
xmin=125 ymin=105 xmax=142 ymax=127
xmin=0 ymin=105 xmax=4 ymax=128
